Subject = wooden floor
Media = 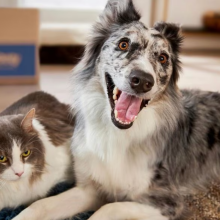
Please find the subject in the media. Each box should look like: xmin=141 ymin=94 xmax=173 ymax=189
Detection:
xmin=0 ymin=53 xmax=220 ymax=112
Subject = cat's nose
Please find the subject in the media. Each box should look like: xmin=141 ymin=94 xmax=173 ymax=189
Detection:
xmin=15 ymin=171 xmax=24 ymax=177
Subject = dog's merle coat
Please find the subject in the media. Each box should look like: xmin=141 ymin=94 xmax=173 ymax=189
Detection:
xmin=13 ymin=1 xmax=220 ymax=220
xmin=71 ymin=1 xmax=220 ymax=219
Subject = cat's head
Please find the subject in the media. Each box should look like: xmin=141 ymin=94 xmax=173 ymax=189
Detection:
xmin=0 ymin=109 xmax=45 ymax=182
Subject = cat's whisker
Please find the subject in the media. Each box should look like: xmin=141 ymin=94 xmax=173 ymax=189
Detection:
xmin=0 ymin=178 xmax=17 ymax=192
xmin=22 ymin=135 xmax=40 ymax=147
xmin=33 ymin=166 xmax=46 ymax=174
xmin=26 ymin=139 xmax=42 ymax=146
xmin=33 ymin=167 xmax=45 ymax=171
xmin=33 ymin=171 xmax=46 ymax=174
xmin=26 ymin=135 xmax=38 ymax=143
xmin=34 ymin=170 xmax=46 ymax=173
xmin=29 ymin=146 xmax=45 ymax=155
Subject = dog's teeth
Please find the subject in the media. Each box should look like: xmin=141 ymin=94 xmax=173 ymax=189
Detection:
xmin=115 ymin=117 xmax=132 ymax=125
xmin=113 ymin=94 xmax=117 ymax=100
xmin=117 ymin=120 xmax=131 ymax=125
xmin=114 ymin=110 xmax=118 ymax=118
xmin=114 ymin=100 xmax=117 ymax=104
xmin=113 ymin=87 xmax=119 ymax=95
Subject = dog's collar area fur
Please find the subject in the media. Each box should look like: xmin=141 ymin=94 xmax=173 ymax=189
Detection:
xmin=105 ymin=73 xmax=150 ymax=129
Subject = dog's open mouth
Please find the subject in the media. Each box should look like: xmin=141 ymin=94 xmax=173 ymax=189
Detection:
xmin=105 ymin=73 xmax=150 ymax=129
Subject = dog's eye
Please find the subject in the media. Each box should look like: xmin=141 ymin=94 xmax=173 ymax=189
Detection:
xmin=118 ymin=41 xmax=129 ymax=51
xmin=159 ymin=54 xmax=168 ymax=64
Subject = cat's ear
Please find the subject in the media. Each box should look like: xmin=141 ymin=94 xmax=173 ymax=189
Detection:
xmin=21 ymin=108 xmax=35 ymax=133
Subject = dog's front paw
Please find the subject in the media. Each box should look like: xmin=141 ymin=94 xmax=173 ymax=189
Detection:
xmin=88 ymin=204 xmax=115 ymax=220
xmin=12 ymin=202 xmax=46 ymax=220
xmin=12 ymin=208 xmax=34 ymax=220
xmin=88 ymin=213 xmax=111 ymax=220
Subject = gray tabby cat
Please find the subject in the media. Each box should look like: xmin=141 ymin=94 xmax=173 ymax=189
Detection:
xmin=0 ymin=91 xmax=74 ymax=210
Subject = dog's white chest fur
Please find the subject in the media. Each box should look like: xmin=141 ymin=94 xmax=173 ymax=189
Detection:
xmin=74 ymin=116 xmax=155 ymax=201
xmin=87 ymin=150 xmax=153 ymax=201
xmin=73 ymin=94 xmax=158 ymax=201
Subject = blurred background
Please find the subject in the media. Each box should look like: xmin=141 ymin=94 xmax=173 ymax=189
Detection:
xmin=0 ymin=0 xmax=220 ymax=111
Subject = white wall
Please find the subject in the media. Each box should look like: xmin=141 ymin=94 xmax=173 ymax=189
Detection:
xmin=18 ymin=0 xmax=107 ymax=9
xmin=167 ymin=0 xmax=220 ymax=28
xmin=0 ymin=0 xmax=20 ymax=7
xmin=134 ymin=0 xmax=152 ymax=26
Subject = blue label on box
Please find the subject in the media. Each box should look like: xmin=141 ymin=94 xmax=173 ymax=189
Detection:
xmin=0 ymin=45 xmax=36 ymax=77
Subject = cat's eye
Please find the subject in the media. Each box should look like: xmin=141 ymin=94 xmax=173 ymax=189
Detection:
xmin=22 ymin=150 xmax=31 ymax=158
xmin=159 ymin=54 xmax=168 ymax=64
xmin=118 ymin=40 xmax=129 ymax=51
xmin=0 ymin=155 xmax=7 ymax=163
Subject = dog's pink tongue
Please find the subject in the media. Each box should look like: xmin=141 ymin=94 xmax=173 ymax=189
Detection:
xmin=115 ymin=91 xmax=142 ymax=123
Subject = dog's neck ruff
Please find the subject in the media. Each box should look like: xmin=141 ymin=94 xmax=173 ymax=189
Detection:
xmin=73 ymin=82 xmax=180 ymax=163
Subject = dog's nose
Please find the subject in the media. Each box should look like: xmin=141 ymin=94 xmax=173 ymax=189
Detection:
xmin=129 ymin=70 xmax=154 ymax=93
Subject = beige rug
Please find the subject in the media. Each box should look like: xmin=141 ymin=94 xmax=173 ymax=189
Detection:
xmin=185 ymin=183 xmax=220 ymax=219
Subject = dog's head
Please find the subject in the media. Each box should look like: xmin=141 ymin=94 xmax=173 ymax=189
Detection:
xmin=81 ymin=0 xmax=182 ymax=130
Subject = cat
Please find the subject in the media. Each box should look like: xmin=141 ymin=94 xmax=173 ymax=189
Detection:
xmin=0 ymin=91 xmax=74 ymax=210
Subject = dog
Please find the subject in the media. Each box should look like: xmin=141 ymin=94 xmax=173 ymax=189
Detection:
xmin=13 ymin=0 xmax=220 ymax=219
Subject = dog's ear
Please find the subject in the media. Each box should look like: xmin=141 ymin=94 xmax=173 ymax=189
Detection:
xmin=84 ymin=0 xmax=140 ymax=66
xmin=154 ymin=22 xmax=183 ymax=85
xmin=154 ymin=22 xmax=182 ymax=55
xmin=103 ymin=0 xmax=141 ymax=25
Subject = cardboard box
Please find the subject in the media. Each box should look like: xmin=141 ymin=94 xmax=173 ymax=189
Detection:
xmin=0 ymin=8 xmax=39 ymax=84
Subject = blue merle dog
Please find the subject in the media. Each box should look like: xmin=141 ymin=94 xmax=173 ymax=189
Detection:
xmin=13 ymin=0 xmax=220 ymax=220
